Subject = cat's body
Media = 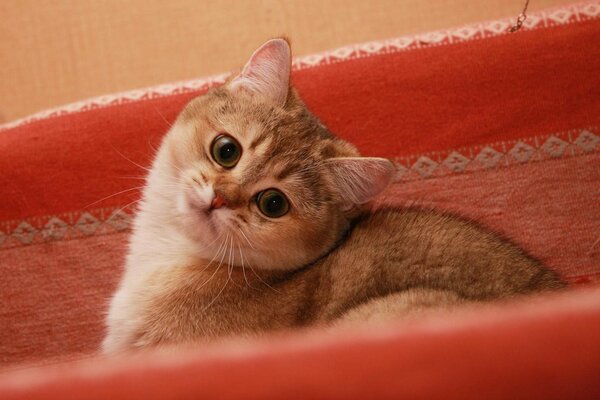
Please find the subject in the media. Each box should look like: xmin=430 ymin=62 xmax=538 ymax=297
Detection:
xmin=105 ymin=207 xmax=561 ymax=351
xmin=103 ymin=39 xmax=563 ymax=353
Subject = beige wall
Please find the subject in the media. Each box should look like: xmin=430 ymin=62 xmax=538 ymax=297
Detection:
xmin=0 ymin=0 xmax=572 ymax=123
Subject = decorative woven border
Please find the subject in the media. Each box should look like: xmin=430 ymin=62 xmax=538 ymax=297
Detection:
xmin=393 ymin=127 xmax=599 ymax=181
xmin=0 ymin=1 xmax=597 ymax=133
xmin=0 ymin=208 xmax=134 ymax=250
xmin=292 ymin=1 xmax=599 ymax=69
xmin=1 ymin=127 xmax=597 ymax=250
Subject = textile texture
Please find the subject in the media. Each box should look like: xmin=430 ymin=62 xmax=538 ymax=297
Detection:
xmin=0 ymin=2 xmax=599 ymax=398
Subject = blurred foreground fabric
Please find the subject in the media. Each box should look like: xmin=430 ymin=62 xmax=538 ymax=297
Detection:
xmin=0 ymin=1 xmax=599 ymax=398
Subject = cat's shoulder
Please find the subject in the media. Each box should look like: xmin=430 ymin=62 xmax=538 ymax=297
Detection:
xmin=356 ymin=206 xmax=475 ymax=230
xmin=351 ymin=206 xmax=536 ymax=261
xmin=351 ymin=206 xmax=511 ymax=246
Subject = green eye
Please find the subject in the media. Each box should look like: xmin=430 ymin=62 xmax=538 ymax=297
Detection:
xmin=256 ymin=189 xmax=289 ymax=218
xmin=211 ymin=134 xmax=241 ymax=168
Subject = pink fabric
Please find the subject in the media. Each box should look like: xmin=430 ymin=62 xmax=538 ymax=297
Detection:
xmin=1 ymin=287 xmax=599 ymax=400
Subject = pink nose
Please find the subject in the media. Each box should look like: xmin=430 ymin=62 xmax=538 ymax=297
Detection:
xmin=210 ymin=193 xmax=227 ymax=210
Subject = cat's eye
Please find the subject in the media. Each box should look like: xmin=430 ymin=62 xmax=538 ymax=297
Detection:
xmin=211 ymin=134 xmax=242 ymax=168
xmin=256 ymin=189 xmax=289 ymax=218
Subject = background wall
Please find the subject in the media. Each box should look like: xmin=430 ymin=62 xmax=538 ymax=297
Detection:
xmin=0 ymin=0 xmax=572 ymax=123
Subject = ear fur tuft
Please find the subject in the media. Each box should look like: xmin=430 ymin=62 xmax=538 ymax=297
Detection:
xmin=229 ymin=38 xmax=291 ymax=106
xmin=325 ymin=157 xmax=395 ymax=209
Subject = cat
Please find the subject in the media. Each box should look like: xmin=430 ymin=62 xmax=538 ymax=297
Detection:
xmin=102 ymin=38 xmax=564 ymax=353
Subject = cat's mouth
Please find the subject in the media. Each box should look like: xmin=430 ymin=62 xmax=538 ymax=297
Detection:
xmin=186 ymin=196 xmax=231 ymax=235
xmin=179 ymin=188 xmax=217 ymax=233
xmin=189 ymin=200 xmax=218 ymax=224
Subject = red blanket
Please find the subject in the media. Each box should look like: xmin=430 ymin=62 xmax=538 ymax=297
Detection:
xmin=0 ymin=1 xmax=599 ymax=398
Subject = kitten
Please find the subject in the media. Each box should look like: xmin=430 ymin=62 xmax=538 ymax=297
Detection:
xmin=102 ymin=38 xmax=564 ymax=353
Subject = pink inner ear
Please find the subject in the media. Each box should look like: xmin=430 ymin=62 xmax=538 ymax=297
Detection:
xmin=327 ymin=158 xmax=396 ymax=207
xmin=230 ymin=39 xmax=291 ymax=106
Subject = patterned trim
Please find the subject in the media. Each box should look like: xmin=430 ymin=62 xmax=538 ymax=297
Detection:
xmin=292 ymin=1 xmax=599 ymax=70
xmin=392 ymin=127 xmax=600 ymax=181
xmin=1 ymin=127 xmax=597 ymax=250
xmin=0 ymin=1 xmax=598 ymax=133
xmin=0 ymin=208 xmax=133 ymax=250
xmin=0 ymin=73 xmax=230 ymax=133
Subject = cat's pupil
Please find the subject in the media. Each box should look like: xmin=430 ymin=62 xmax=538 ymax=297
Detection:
xmin=219 ymin=143 xmax=236 ymax=160
xmin=265 ymin=194 xmax=283 ymax=213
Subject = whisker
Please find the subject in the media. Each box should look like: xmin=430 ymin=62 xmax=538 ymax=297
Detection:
xmin=166 ymin=159 xmax=185 ymax=175
xmin=202 ymin=235 xmax=231 ymax=312
xmin=147 ymin=138 xmax=162 ymax=156
xmin=117 ymin=176 xmax=148 ymax=181
xmin=205 ymin=233 xmax=229 ymax=268
xmin=227 ymin=236 xmax=242 ymax=289
xmin=237 ymin=227 xmax=255 ymax=250
xmin=109 ymin=198 xmax=142 ymax=217
xmin=230 ymin=225 xmax=280 ymax=292
xmin=111 ymin=145 xmax=152 ymax=173
xmin=85 ymin=186 xmax=144 ymax=209
xmin=201 ymin=273 xmax=229 ymax=312
xmin=153 ymin=105 xmax=174 ymax=129
xmin=215 ymin=234 xmax=230 ymax=271
xmin=247 ymin=262 xmax=281 ymax=294
xmin=238 ymin=242 xmax=257 ymax=290
xmin=198 ymin=230 xmax=227 ymax=255
xmin=197 ymin=233 xmax=229 ymax=290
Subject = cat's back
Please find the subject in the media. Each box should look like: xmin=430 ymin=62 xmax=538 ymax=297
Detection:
xmin=322 ymin=208 xmax=564 ymax=303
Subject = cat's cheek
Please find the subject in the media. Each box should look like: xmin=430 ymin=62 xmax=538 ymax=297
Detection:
xmin=297 ymin=216 xmax=343 ymax=257
xmin=252 ymin=222 xmax=314 ymax=268
xmin=176 ymin=192 xmax=190 ymax=215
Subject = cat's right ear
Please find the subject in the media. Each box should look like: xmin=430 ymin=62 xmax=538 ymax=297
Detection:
xmin=228 ymin=38 xmax=291 ymax=106
xmin=325 ymin=157 xmax=396 ymax=210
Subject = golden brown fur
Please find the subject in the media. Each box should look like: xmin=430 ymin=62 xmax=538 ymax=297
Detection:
xmin=103 ymin=39 xmax=564 ymax=353
xmin=128 ymin=209 xmax=563 ymax=348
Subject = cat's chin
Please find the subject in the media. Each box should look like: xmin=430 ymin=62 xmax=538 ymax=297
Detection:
xmin=181 ymin=207 xmax=240 ymax=250
xmin=178 ymin=206 xmax=328 ymax=271
xmin=175 ymin=207 xmax=221 ymax=250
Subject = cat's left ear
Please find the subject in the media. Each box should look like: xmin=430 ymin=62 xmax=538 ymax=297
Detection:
xmin=229 ymin=38 xmax=291 ymax=106
xmin=325 ymin=157 xmax=396 ymax=210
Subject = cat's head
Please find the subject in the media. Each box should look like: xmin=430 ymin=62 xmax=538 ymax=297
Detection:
xmin=151 ymin=38 xmax=394 ymax=270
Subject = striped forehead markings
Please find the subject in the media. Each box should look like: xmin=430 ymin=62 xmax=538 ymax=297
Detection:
xmin=249 ymin=133 xmax=269 ymax=151
xmin=275 ymin=162 xmax=302 ymax=181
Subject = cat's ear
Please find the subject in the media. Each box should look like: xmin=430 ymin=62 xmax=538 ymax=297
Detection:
xmin=325 ymin=157 xmax=396 ymax=209
xmin=229 ymin=38 xmax=291 ymax=106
